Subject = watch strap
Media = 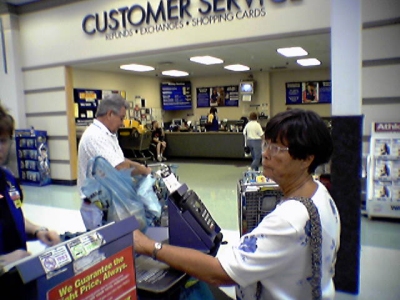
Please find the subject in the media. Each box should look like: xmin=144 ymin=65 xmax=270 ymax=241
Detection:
xmin=152 ymin=242 xmax=163 ymax=260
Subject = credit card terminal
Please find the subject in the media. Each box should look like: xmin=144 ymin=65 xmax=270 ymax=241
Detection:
xmin=179 ymin=190 xmax=216 ymax=235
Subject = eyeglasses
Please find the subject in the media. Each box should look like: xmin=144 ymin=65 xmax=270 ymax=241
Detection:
xmin=112 ymin=112 xmax=126 ymax=122
xmin=262 ymin=141 xmax=289 ymax=156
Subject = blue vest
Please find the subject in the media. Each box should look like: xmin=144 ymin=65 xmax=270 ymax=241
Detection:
xmin=208 ymin=114 xmax=219 ymax=131
xmin=0 ymin=168 xmax=27 ymax=255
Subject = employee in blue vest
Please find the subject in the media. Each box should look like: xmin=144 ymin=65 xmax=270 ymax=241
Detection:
xmin=206 ymin=107 xmax=219 ymax=131
xmin=0 ymin=103 xmax=60 ymax=268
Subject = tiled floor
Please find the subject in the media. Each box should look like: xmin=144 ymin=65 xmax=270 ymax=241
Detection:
xmin=21 ymin=159 xmax=400 ymax=300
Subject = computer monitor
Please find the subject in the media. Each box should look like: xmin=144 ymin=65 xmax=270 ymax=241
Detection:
xmin=199 ymin=116 xmax=207 ymax=126
xmin=172 ymin=119 xmax=183 ymax=126
xmin=239 ymin=81 xmax=254 ymax=95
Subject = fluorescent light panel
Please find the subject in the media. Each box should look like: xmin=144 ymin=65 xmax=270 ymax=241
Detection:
xmin=161 ymin=70 xmax=189 ymax=77
xmin=297 ymin=58 xmax=321 ymax=66
xmin=277 ymin=47 xmax=308 ymax=57
xmin=224 ymin=64 xmax=250 ymax=72
xmin=120 ymin=63 xmax=155 ymax=72
xmin=190 ymin=55 xmax=223 ymax=65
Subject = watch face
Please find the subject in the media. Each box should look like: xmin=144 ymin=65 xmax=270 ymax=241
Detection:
xmin=153 ymin=242 xmax=163 ymax=259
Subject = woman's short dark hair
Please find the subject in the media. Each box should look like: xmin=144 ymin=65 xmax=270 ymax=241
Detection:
xmin=210 ymin=107 xmax=217 ymax=114
xmin=0 ymin=103 xmax=15 ymax=137
xmin=264 ymin=109 xmax=333 ymax=174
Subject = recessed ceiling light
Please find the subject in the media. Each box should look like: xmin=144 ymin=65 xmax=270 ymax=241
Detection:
xmin=296 ymin=58 xmax=321 ymax=66
xmin=277 ymin=47 xmax=308 ymax=57
xmin=224 ymin=64 xmax=250 ymax=72
xmin=120 ymin=64 xmax=155 ymax=72
xmin=161 ymin=70 xmax=189 ymax=77
xmin=190 ymin=56 xmax=224 ymax=65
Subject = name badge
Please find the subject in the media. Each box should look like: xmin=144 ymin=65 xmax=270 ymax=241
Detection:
xmin=8 ymin=187 xmax=22 ymax=209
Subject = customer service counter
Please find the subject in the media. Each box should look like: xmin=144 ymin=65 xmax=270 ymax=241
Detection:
xmin=164 ymin=132 xmax=246 ymax=159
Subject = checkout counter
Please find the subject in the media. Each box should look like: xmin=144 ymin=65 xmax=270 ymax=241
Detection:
xmin=0 ymin=167 xmax=228 ymax=300
xmin=164 ymin=131 xmax=246 ymax=159
xmin=163 ymin=118 xmax=252 ymax=159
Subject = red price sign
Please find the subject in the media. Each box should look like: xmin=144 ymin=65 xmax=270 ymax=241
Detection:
xmin=47 ymin=246 xmax=137 ymax=300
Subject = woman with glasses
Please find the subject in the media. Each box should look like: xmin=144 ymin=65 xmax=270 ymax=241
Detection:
xmin=133 ymin=109 xmax=341 ymax=300
xmin=0 ymin=103 xmax=61 ymax=268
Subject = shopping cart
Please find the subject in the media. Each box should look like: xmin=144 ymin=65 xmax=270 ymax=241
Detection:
xmin=237 ymin=171 xmax=283 ymax=236
xmin=117 ymin=128 xmax=154 ymax=162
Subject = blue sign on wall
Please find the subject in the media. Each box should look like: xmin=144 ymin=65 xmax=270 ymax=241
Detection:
xmin=285 ymin=80 xmax=331 ymax=105
xmin=161 ymin=82 xmax=192 ymax=111
xmin=196 ymin=85 xmax=239 ymax=107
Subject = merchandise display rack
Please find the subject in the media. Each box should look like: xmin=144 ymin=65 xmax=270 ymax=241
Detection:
xmin=237 ymin=171 xmax=282 ymax=236
xmin=15 ymin=129 xmax=51 ymax=186
xmin=366 ymin=122 xmax=400 ymax=219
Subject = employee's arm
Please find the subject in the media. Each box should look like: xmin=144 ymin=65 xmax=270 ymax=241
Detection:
xmin=116 ymin=159 xmax=151 ymax=176
xmin=133 ymin=230 xmax=235 ymax=286
xmin=25 ymin=218 xmax=60 ymax=246
xmin=0 ymin=250 xmax=31 ymax=267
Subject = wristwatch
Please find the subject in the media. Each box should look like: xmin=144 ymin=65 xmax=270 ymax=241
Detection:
xmin=34 ymin=227 xmax=49 ymax=239
xmin=152 ymin=242 xmax=163 ymax=260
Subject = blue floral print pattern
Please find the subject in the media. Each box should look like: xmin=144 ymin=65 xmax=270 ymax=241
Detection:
xmin=239 ymin=235 xmax=258 ymax=253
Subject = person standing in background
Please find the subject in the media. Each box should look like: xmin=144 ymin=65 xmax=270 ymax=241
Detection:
xmin=243 ymin=112 xmax=264 ymax=171
xmin=206 ymin=107 xmax=219 ymax=132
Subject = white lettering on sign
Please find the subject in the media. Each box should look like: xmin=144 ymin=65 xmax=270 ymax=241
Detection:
xmin=375 ymin=123 xmax=400 ymax=132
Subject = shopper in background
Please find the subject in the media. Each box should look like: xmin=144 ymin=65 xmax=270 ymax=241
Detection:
xmin=206 ymin=107 xmax=219 ymax=132
xmin=133 ymin=108 xmax=340 ymax=300
xmin=151 ymin=120 xmax=167 ymax=162
xmin=243 ymin=112 xmax=264 ymax=171
xmin=0 ymin=103 xmax=60 ymax=267
xmin=77 ymin=94 xmax=151 ymax=194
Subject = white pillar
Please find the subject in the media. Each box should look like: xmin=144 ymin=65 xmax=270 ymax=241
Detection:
xmin=0 ymin=14 xmax=26 ymax=128
xmin=331 ymin=0 xmax=362 ymax=116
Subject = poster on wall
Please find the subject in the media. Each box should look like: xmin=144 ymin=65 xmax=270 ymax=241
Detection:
xmin=73 ymin=88 xmax=126 ymax=125
xmin=196 ymin=85 xmax=239 ymax=107
xmin=161 ymin=82 xmax=192 ymax=111
xmin=285 ymin=80 xmax=331 ymax=105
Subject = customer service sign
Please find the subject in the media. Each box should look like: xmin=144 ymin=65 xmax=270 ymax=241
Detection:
xmin=81 ymin=0 xmax=297 ymax=40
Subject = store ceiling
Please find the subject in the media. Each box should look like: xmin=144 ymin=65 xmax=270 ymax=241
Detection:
xmin=2 ymin=0 xmax=331 ymax=78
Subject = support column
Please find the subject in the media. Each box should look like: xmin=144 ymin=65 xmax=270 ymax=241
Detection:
xmin=0 ymin=13 xmax=26 ymax=175
xmin=0 ymin=13 xmax=26 ymax=128
xmin=330 ymin=0 xmax=363 ymax=295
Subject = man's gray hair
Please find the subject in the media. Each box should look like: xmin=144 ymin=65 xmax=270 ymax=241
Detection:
xmin=96 ymin=94 xmax=129 ymax=117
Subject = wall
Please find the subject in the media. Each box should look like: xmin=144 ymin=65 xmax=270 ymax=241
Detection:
xmin=164 ymin=71 xmax=271 ymax=123
xmin=72 ymin=68 xmax=161 ymax=105
xmin=361 ymin=2 xmax=400 ymax=154
xmin=270 ymin=68 xmax=331 ymax=117
xmin=72 ymin=68 xmax=272 ymax=124
xmin=23 ymin=66 xmax=77 ymax=183
xmin=17 ymin=0 xmax=330 ymax=69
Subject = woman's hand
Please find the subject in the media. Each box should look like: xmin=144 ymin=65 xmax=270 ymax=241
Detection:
xmin=36 ymin=230 xmax=61 ymax=246
xmin=0 ymin=249 xmax=31 ymax=267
